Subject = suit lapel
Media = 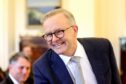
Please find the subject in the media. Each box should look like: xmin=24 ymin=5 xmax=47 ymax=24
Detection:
xmin=50 ymin=50 xmax=73 ymax=84
xmin=6 ymin=75 xmax=14 ymax=84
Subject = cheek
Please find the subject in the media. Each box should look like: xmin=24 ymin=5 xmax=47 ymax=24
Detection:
xmin=12 ymin=67 xmax=19 ymax=73
xmin=27 ymin=69 xmax=31 ymax=74
xmin=47 ymin=42 xmax=51 ymax=47
xmin=16 ymin=69 xmax=21 ymax=75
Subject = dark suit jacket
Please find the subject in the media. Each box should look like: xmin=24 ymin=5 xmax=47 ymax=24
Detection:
xmin=0 ymin=75 xmax=31 ymax=84
xmin=33 ymin=38 xmax=121 ymax=84
xmin=0 ymin=75 xmax=14 ymax=84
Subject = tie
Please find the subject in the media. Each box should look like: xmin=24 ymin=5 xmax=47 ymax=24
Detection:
xmin=70 ymin=56 xmax=85 ymax=84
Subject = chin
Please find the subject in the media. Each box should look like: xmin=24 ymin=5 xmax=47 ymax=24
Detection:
xmin=54 ymin=51 xmax=63 ymax=54
xmin=54 ymin=49 xmax=65 ymax=55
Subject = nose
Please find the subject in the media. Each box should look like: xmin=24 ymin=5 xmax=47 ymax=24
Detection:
xmin=22 ymin=68 xmax=30 ymax=74
xmin=51 ymin=34 xmax=59 ymax=42
xmin=23 ymin=68 xmax=27 ymax=74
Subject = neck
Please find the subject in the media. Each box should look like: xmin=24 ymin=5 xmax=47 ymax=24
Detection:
xmin=63 ymin=41 xmax=77 ymax=56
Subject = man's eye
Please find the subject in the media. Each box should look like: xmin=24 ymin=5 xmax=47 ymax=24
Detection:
xmin=55 ymin=30 xmax=63 ymax=34
xmin=19 ymin=66 xmax=24 ymax=70
xmin=46 ymin=33 xmax=52 ymax=36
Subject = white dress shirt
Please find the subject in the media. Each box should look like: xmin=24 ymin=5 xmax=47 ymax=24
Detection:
xmin=60 ymin=41 xmax=97 ymax=84
xmin=9 ymin=73 xmax=20 ymax=84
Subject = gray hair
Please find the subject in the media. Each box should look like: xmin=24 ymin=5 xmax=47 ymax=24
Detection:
xmin=41 ymin=8 xmax=76 ymax=26
xmin=9 ymin=52 xmax=31 ymax=64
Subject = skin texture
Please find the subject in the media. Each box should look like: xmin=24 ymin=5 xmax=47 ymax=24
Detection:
xmin=9 ymin=57 xmax=31 ymax=83
xmin=43 ymin=13 xmax=78 ymax=56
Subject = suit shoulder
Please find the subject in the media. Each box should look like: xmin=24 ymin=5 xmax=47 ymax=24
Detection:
xmin=0 ymin=76 xmax=13 ymax=84
xmin=78 ymin=37 xmax=112 ymax=51
xmin=78 ymin=37 xmax=110 ymax=43
xmin=78 ymin=37 xmax=111 ymax=45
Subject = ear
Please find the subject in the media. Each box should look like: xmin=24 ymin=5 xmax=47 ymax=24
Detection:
xmin=73 ymin=25 xmax=78 ymax=33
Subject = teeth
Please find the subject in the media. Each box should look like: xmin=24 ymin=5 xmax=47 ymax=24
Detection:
xmin=54 ymin=44 xmax=61 ymax=48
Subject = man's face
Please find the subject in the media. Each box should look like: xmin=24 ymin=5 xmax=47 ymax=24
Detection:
xmin=43 ymin=13 xmax=78 ymax=56
xmin=9 ymin=57 xmax=31 ymax=83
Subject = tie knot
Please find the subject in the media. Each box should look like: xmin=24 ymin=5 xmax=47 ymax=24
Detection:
xmin=70 ymin=56 xmax=80 ymax=63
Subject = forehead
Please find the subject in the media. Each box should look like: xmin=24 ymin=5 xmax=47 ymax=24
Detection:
xmin=13 ymin=57 xmax=31 ymax=67
xmin=43 ymin=13 xmax=70 ymax=32
xmin=23 ymin=46 xmax=32 ymax=51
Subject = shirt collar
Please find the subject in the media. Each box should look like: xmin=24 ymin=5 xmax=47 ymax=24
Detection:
xmin=60 ymin=54 xmax=71 ymax=65
xmin=9 ymin=73 xmax=20 ymax=84
xmin=60 ymin=41 xmax=84 ymax=65
xmin=74 ymin=41 xmax=84 ymax=58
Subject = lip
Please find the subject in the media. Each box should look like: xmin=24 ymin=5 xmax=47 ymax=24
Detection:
xmin=52 ymin=41 xmax=65 ymax=49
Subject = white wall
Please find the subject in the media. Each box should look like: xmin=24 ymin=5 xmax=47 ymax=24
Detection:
xmin=0 ymin=0 xmax=16 ymax=70
xmin=0 ymin=0 xmax=12 ymax=70
xmin=95 ymin=0 xmax=126 ymax=70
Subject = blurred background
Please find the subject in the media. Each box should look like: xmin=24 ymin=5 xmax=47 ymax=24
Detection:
xmin=0 ymin=0 xmax=126 ymax=83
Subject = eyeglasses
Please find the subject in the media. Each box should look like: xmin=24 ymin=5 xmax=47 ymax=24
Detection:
xmin=42 ymin=26 xmax=73 ymax=41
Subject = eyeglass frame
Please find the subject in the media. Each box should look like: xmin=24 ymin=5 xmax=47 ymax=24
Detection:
xmin=42 ymin=25 xmax=73 ymax=41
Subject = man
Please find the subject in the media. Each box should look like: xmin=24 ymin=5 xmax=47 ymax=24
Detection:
xmin=33 ymin=8 xmax=121 ymax=84
xmin=0 ymin=52 xmax=31 ymax=84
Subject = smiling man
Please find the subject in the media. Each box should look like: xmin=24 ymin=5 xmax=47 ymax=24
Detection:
xmin=33 ymin=8 xmax=121 ymax=84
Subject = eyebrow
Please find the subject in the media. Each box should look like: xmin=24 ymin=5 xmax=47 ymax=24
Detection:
xmin=45 ymin=28 xmax=64 ymax=35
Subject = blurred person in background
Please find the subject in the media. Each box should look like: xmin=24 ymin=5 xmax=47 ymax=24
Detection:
xmin=22 ymin=45 xmax=33 ymax=59
xmin=0 ymin=52 xmax=31 ymax=84
xmin=22 ymin=45 xmax=34 ymax=84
